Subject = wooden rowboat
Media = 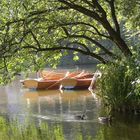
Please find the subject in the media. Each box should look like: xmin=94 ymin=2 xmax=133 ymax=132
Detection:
xmin=20 ymin=75 xmax=94 ymax=90
xmin=60 ymin=71 xmax=101 ymax=90
xmin=20 ymin=71 xmax=96 ymax=90
xmin=39 ymin=70 xmax=68 ymax=80
xmin=39 ymin=70 xmax=93 ymax=80
xmin=21 ymin=79 xmax=60 ymax=90
xmin=60 ymin=78 xmax=94 ymax=90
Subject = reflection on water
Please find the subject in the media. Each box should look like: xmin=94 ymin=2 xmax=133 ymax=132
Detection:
xmin=22 ymin=89 xmax=99 ymax=122
xmin=95 ymin=113 xmax=140 ymax=140
xmin=0 ymin=80 xmax=140 ymax=140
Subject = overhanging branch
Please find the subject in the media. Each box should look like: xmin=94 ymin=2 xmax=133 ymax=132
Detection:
xmin=57 ymin=22 xmax=111 ymax=39
xmin=42 ymin=46 xmax=107 ymax=64
xmin=66 ymin=41 xmax=91 ymax=52
xmin=22 ymin=44 xmax=107 ymax=64
xmin=64 ymin=34 xmax=115 ymax=57
xmin=57 ymin=0 xmax=102 ymax=22
xmin=105 ymin=0 xmax=120 ymax=34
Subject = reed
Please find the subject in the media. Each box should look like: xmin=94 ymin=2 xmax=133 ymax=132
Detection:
xmin=97 ymin=57 xmax=140 ymax=113
xmin=0 ymin=116 xmax=64 ymax=140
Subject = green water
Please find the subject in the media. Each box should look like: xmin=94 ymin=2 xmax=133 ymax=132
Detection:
xmin=0 ymin=79 xmax=140 ymax=140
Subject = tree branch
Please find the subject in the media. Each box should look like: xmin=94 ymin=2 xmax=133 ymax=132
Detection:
xmin=20 ymin=44 xmax=107 ymax=63
xmin=66 ymin=41 xmax=91 ymax=53
xmin=40 ymin=46 xmax=107 ymax=64
xmin=57 ymin=0 xmax=116 ymax=41
xmin=30 ymin=30 xmax=41 ymax=48
xmin=81 ymin=0 xmax=94 ymax=8
xmin=64 ymin=34 xmax=115 ymax=57
xmin=28 ymin=6 xmax=71 ymax=18
xmin=92 ymin=0 xmax=107 ymax=18
xmin=48 ymin=21 xmax=111 ymax=40
xmin=57 ymin=0 xmax=102 ymax=22
xmin=106 ymin=0 xmax=120 ymax=34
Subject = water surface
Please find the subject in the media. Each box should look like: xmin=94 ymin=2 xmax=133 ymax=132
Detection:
xmin=0 ymin=79 xmax=140 ymax=140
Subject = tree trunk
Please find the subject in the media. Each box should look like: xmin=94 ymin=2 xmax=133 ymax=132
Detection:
xmin=113 ymin=34 xmax=132 ymax=56
xmin=102 ymin=19 xmax=132 ymax=56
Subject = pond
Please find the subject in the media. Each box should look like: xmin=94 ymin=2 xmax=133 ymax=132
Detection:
xmin=0 ymin=78 xmax=140 ymax=140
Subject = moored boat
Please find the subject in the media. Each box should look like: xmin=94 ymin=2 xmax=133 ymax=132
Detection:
xmin=20 ymin=70 xmax=99 ymax=90
xmin=60 ymin=78 xmax=94 ymax=90
xmin=39 ymin=70 xmax=93 ymax=80
xmin=60 ymin=70 xmax=101 ymax=90
xmin=39 ymin=70 xmax=68 ymax=80
xmin=21 ymin=79 xmax=60 ymax=90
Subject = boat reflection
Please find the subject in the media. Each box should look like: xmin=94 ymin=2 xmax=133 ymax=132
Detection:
xmin=23 ymin=89 xmax=99 ymax=122
xmin=24 ymin=89 xmax=92 ymax=101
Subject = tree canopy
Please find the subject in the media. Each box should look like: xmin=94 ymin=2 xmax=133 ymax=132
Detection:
xmin=0 ymin=0 xmax=140 ymax=84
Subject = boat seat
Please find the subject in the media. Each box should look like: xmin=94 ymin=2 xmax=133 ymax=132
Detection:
xmin=60 ymin=78 xmax=77 ymax=89
xmin=23 ymin=80 xmax=38 ymax=88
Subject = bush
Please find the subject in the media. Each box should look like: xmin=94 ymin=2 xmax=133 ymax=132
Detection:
xmin=97 ymin=56 xmax=140 ymax=113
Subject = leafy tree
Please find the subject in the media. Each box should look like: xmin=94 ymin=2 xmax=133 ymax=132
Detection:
xmin=0 ymin=0 xmax=139 ymax=83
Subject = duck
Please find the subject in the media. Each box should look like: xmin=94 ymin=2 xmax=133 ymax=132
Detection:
xmin=98 ymin=115 xmax=112 ymax=124
xmin=74 ymin=110 xmax=88 ymax=120
xmin=75 ymin=114 xmax=88 ymax=120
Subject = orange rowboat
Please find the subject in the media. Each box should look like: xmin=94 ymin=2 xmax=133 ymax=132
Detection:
xmin=39 ymin=70 xmax=67 ymax=80
xmin=20 ymin=74 xmax=94 ymax=90
xmin=60 ymin=71 xmax=101 ymax=90
xmin=38 ymin=70 xmax=93 ymax=80
xmin=21 ymin=79 xmax=60 ymax=90
xmin=60 ymin=78 xmax=94 ymax=90
xmin=21 ymin=78 xmax=94 ymax=90
xmin=20 ymin=71 xmax=96 ymax=90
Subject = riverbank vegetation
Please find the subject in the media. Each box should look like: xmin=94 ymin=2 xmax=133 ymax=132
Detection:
xmin=97 ymin=46 xmax=140 ymax=113
xmin=0 ymin=116 xmax=64 ymax=140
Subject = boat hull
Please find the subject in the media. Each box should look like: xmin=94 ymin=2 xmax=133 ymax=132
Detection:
xmin=21 ymin=79 xmax=60 ymax=90
xmin=60 ymin=78 xmax=94 ymax=90
xmin=20 ymin=71 xmax=95 ymax=90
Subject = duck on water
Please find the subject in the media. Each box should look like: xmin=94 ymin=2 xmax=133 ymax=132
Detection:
xmin=74 ymin=110 xmax=88 ymax=120
xmin=75 ymin=114 xmax=88 ymax=120
xmin=98 ymin=115 xmax=113 ymax=124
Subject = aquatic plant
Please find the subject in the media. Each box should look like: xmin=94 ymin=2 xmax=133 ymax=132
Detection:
xmin=0 ymin=116 xmax=64 ymax=140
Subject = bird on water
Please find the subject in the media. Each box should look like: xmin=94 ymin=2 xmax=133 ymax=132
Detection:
xmin=98 ymin=115 xmax=113 ymax=124
xmin=75 ymin=114 xmax=87 ymax=120
xmin=75 ymin=110 xmax=88 ymax=120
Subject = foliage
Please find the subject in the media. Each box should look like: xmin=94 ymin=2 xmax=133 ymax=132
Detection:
xmin=117 ymin=0 xmax=140 ymax=29
xmin=0 ymin=0 xmax=139 ymax=84
xmin=97 ymin=46 xmax=140 ymax=112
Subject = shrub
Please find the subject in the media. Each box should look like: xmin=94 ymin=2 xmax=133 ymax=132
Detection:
xmin=97 ymin=56 xmax=140 ymax=113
